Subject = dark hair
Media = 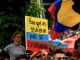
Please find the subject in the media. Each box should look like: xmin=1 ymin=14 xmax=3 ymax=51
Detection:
xmin=0 ymin=49 xmax=7 ymax=60
xmin=53 ymin=49 xmax=65 ymax=57
xmin=15 ymin=54 xmax=29 ymax=60
xmin=0 ymin=49 xmax=6 ymax=57
xmin=74 ymin=38 xmax=80 ymax=49
xmin=49 ymin=47 xmax=53 ymax=52
xmin=11 ymin=32 xmax=22 ymax=43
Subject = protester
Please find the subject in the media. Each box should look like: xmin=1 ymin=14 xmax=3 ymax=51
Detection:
xmin=15 ymin=54 xmax=29 ymax=60
xmin=52 ymin=49 xmax=68 ymax=60
xmin=4 ymin=32 xmax=26 ymax=60
xmin=72 ymin=38 xmax=80 ymax=59
xmin=30 ymin=50 xmax=48 ymax=60
xmin=56 ymin=29 xmax=80 ymax=40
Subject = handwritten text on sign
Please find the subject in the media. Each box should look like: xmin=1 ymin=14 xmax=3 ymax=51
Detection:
xmin=26 ymin=32 xmax=49 ymax=42
xmin=27 ymin=40 xmax=49 ymax=52
xmin=25 ymin=16 xmax=48 ymax=34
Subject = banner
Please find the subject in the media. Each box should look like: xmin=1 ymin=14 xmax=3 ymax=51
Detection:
xmin=26 ymin=32 xmax=48 ymax=42
xmin=25 ymin=16 xmax=49 ymax=52
xmin=25 ymin=16 xmax=48 ymax=34
xmin=27 ymin=40 xmax=49 ymax=52
xmin=62 ymin=37 xmax=79 ymax=51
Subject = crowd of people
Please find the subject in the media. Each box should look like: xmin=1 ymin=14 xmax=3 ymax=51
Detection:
xmin=0 ymin=30 xmax=80 ymax=60
xmin=0 ymin=45 xmax=80 ymax=60
xmin=58 ymin=29 xmax=80 ymax=40
xmin=49 ymin=28 xmax=80 ymax=40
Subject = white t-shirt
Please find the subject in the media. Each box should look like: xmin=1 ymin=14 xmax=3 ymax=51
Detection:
xmin=4 ymin=44 xmax=26 ymax=60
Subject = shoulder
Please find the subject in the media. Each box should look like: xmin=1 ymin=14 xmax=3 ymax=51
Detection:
xmin=4 ymin=44 xmax=13 ymax=48
xmin=4 ymin=44 xmax=13 ymax=52
xmin=20 ymin=45 xmax=25 ymax=49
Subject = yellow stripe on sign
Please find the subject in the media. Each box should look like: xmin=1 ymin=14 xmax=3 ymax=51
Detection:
xmin=25 ymin=16 xmax=48 ymax=34
xmin=57 ymin=0 xmax=80 ymax=27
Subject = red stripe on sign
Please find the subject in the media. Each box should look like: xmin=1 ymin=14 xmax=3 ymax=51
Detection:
xmin=26 ymin=40 xmax=49 ymax=52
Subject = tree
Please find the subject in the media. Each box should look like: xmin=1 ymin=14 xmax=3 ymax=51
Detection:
xmin=0 ymin=0 xmax=46 ymax=49
xmin=25 ymin=0 xmax=46 ymax=17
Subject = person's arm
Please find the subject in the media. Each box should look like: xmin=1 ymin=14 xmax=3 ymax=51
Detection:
xmin=30 ymin=52 xmax=38 ymax=59
xmin=30 ymin=50 xmax=48 ymax=60
xmin=4 ymin=45 xmax=10 ymax=60
xmin=5 ymin=58 xmax=10 ymax=60
xmin=4 ymin=45 xmax=10 ymax=53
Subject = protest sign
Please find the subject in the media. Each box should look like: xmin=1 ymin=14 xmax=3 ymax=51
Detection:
xmin=25 ymin=16 xmax=49 ymax=52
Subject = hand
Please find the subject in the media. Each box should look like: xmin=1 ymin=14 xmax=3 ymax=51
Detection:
xmin=41 ymin=50 xmax=48 ymax=60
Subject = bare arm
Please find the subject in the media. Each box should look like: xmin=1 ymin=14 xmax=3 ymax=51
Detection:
xmin=30 ymin=52 xmax=38 ymax=59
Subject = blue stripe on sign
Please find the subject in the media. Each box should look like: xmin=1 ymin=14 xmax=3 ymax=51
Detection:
xmin=26 ymin=32 xmax=49 ymax=42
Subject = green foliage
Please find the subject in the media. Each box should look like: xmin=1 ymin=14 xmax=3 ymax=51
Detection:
xmin=0 ymin=0 xmax=46 ymax=50
xmin=49 ymin=41 xmax=58 ymax=52
xmin=45 ymin=11 xmax=54 ymax=28
xmin=49 ymin=41 xmax=57 ymax=48
xmin=48 ymin=21 xmax=54 ymax=29
xmin=0 ymin=14 xmax=25 ymax=49
xmin=25 ymin=0 xmax=46 ymax=17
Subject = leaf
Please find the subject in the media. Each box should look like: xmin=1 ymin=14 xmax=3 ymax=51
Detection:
xmin=1 ymin=31 xmax=6 ymax=35
xmin=8 ymin=6 xmax=13 ymax=11
xmin=18 ymin=25 xmax=21 ymax=29
xmin=0 ymin=18 xmax=2 ymax=24
xmin=0 ymin=11 xmax=5 ymax=15
xmin=0 ymin=27 xmax=3 ymax=30
xmin=0 ymin=37 xmax=2 ymax=43
xmin=2 ymin=18 xmax=6 ymax=23
xmin=25 ymin=0 xmax=46 ymax=17
xmin=1 ymin=38 xmax=4 ymax=44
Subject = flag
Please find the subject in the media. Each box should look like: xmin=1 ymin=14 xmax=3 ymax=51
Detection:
xmin=48 ymin=0 xmax=80 ymax=40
